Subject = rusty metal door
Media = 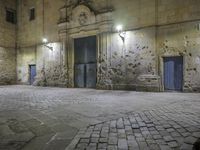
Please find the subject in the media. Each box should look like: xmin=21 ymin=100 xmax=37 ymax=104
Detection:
xmin=74 ymin=36 xmax=97 ymax=88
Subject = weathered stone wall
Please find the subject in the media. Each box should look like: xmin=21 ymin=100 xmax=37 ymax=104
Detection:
xmin=157 ymin=21 xmax=200 ymax=92
xmin=35 ymin=43 xmax=67 ymax=87
xmin=17 ymin=0 xmax=66 ymax=86
xmin=97 ymin=28 xmax=159 ymax=91
xmin=16 ymin=0 xmax=200 ymax=92
xmin=0 ymin=0 xmax=17 ymax=85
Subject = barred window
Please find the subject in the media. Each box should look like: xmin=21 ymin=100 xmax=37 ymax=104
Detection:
xmin=6 ymin=9 xmax=17 ymax=24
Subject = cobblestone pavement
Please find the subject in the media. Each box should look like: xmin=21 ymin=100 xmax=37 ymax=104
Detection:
xmin=67 ymin=101 xmax=200 ymax=150
xmin=0 ymin=86 xmax=200 ymax=150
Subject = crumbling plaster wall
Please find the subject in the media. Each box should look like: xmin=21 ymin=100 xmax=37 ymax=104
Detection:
xmin=17 ymin=0 xmax=66 ymax=86
xmin=157 ymin=22 xmax=200 ymax=92
xmin=0 ymin=0 xmax=17 ymax=85
xmin=156 ymin=0 xmax=200 ymax=92
xmin=97 ymin=28 xmax=159 ymax=91
xmin=16 ymin=0 xmax=200 ymax=91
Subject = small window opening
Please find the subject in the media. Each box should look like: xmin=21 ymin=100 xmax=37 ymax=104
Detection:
xmin=29 ymin=8 xmax=35 ymax=21
xmin=6 ymin=9 xmax=16 ymax=24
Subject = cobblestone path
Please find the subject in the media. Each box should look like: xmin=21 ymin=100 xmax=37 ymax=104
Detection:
xmin=0 ymin=86 xmax=200 ymax=150
xmin=67 ymin=101 xmax=200 ymax=150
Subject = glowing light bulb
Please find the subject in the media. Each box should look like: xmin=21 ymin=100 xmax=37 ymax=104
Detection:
xmin=116 ymin=25 xmax=123 ymax=32
xmin=42 ymin=38 xmax=48 ymax=43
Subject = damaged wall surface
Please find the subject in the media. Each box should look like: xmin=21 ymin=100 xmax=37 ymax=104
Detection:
xmin=0 ymin=0 xmax=17 ymax=85
xmin=1 ymin=0 xmax=200 ymax=92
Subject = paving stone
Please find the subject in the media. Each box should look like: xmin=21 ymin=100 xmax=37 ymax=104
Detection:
xmin=91 ymin=138 xmax=99 ymax=143
xmin=91 ymin=133 xmax=100 ymax=138
xmin=163 ymin=136 xmax=174 ymax=142
xmin=117 ymin=118 xmax=124 ymax=129
xmin=137 ymin=141 xmax=148 ymax=149
xmin=166 ymin=128 xmax=175 ymax=132
xmin=153 ymin=134 xmax=162 ymax=140
xmin=107 ymin=145 xmax=118 ymax=150
xmin=87 ymin=143 xmax=97 ymax=150
xmin=138 ymin=122 xmax=146 ymax=127
xmin=193 ymin=132 xmax=200 ymax=138
xmin=118 ymin=139 xmax=128 ymax=150
xmin=80 ymin=138 xmax=90 ymax=143
xmin=99 ymin=138 xmax=108 ymax=143
xmin=155 ymin=139 xmax=167 ymax=145
xmin=108 ymin=136 xmax=118 ymax=145
xmin=181 ymin=132 xmax=191 ymax=137
xmin=170 ymin=131 xmax=181 ymax=137
xmin=149 ymin=144 xmax=160 ymax=150
xmin=168 ymin=141 xmax=179 ymax=148
xmin=159 ymin=145 xmax=172 ymax=150
xmin=136 ymin=137 xmax=145 ymax=142
xmin=98 ymin=143 xmax=107 ymax=149
xmin=77 ymin=143 xmax=88 ymax=148
xmin=184 ymin=136 xmax=198 ymax=144
xmin=131 ymin=124 xmax=139 ymax=129
xmin=180 ymin=143 xmax=193 ymax=150
xmin=118 ymin=129 xmax=126 ymax=138
xmin=128 ymin=137 xmax=139 ymax=148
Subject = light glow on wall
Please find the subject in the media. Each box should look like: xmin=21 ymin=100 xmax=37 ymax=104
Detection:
xmin=42 ymin=38 xmax=48 ymax=43
xmin=116 ymin=25 xmax=123 ymax=32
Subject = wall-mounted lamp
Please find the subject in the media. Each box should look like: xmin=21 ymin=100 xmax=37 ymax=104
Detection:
xmin=42 ymin=38 xmax=53 ymax=51
xmin=116 ymin=25 xmax=126 ymax=42
xmin=42 ymin=38 xmax=48 ymax=43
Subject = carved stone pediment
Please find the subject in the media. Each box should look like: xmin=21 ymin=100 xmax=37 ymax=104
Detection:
xmin=58 ymin=2 xmax=113 ymax=37
xmin=72 ymin=5 xmax=96 ymax=26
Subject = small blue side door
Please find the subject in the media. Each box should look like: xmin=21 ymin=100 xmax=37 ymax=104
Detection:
xmin=164 ymin=56 xmax=183 ymax=91
xmin=30 ymin=65 xmax=36 ymax=85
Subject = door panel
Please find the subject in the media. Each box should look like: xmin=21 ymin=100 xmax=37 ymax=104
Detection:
xmin=74 ymin=64 xmax=85 ymax=88
xmin=174 ymin=58 xmax=183 ymax=90
xmin=74 ymin=36 xmax=97 ymax=88
xmin=74 ymin=36 xmax=96 ymax=64
xmin=30 ymin=65 xmax=36 ymax=85
xmin=86 ymin=64 xmax=97 ymax=88
xmin=164 ymin=57 xmax=183 ymax=91
xmin=164 ymin=59 xmax=175 ymax=90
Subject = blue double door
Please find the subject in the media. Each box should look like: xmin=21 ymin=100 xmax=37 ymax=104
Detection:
xmin=74 ymin=36 xmax=97 ymax=88
xmin=29 ymin=65 xmax=36 ymax=85
xmin=164 ymin=56 xmax=183 ymax=91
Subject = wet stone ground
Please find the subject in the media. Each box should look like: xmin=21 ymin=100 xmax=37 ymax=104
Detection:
xmin=0 ymin=86 xmax=200 ymax=150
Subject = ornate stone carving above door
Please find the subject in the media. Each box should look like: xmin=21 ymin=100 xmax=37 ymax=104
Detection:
xmin=58 ymin=2 xmax=113 ymax=37
xmin=72 ymin=5 xmax=96 ymax=26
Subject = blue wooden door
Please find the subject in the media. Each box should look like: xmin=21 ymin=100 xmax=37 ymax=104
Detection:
xmin=30 ymin=65 xmax=36 ymax=85
xmin=164 ymin=57 xmax=183 ymax=91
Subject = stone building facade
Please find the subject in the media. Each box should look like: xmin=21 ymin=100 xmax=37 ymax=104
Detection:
xmin=0 ymin=0 xmax=17 ymax=85
xmin=0 ymin=0 xmax=200 ymax=92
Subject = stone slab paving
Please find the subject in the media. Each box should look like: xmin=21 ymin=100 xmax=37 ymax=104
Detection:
xmin=66 ymin=101 xmax=200 ymax=150
xmin=0 ymin=85 xmax=200 ymax=150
